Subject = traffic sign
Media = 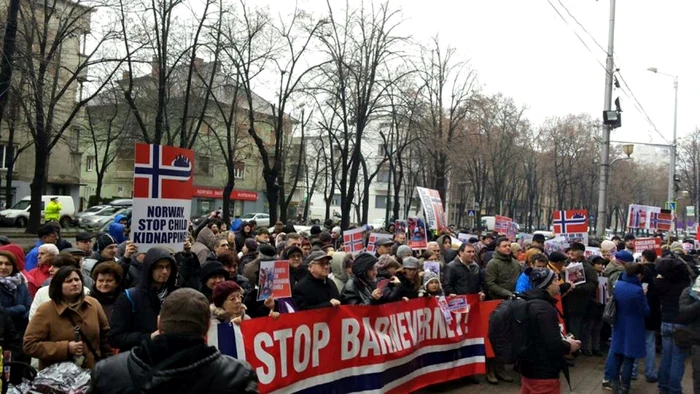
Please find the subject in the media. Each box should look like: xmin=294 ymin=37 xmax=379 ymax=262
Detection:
xmin=666 ymin=201 xmax=677 ymax=212
xmin=467 ymin=209 xmax=476 ymax=217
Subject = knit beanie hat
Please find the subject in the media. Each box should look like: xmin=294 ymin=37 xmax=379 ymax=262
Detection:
xmin=244 ymin=239 xmax=258 ymax=253
xmin=212 ymin=280 xmax=243 ymax=308
xmin=259 ymin=243 xmax=277 ymax=259
xmin=600 ymin=240 xmax=617 ymax=252
xmin=423 ymin=270 xmax=440 ymax=288
xmin=670 ymin=241 xmax=685 ymax=254
xmin=529 ymin=268 xmax=556 ymax=289
xmin=396 ymin=245 xmax=412 ymax=259
xmin=200 ymin=262 xmax=229 ymax=284
xmin=95 ymin=234 xmax=117 ymax=252
xmin=615 ymin=250 xmax=634 ymax=263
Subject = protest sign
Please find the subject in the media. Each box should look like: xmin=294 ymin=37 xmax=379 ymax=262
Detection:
xmin=423 ymin=261 xmax=440 ymax=277
xmin=416 ymin=187 xmax=448 ymax=231
xmin=343 ymin=227 xmax=365 ymax=255
xmin=494 ymin=215 xmax=511 ymax=234
xmin=457 ymin=232 xmax=471 ymax=244
xmin=257 ymin=261 xmax=292 ymax=301
xmin=633 ymin=237 xmax=662 ymax=256
xmin=564 ymin=262 xmax=586 ymax=286
xmin=395 ymin=220 xmax=407 ymax=237
xmin=447 ymin=296 xmax=469 ymax=314
xmin=543 ymin=233 xmax=588 ymax=254
xmin=407 ymin=217 xmax=428 ymax=249
xmin=220 ymin=296 xmax=486 ymax=393
xmin=585 ymin=247 xmax=601 ymax=260
xmin=552 ymin=209 xmax=589 ymax=234
xmin=366 ymin=233 xmax=392 ymax=254
xmin=131 ymin=143 xmax=194 ymax=253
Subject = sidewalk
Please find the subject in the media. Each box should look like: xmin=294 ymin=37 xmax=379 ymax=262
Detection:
xmin=418 ymin=354 xmax=693 ymax=393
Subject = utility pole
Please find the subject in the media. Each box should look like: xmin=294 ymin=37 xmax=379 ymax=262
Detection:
xmin=669 ymin=76 xmax=678 ymax=205
xmin=596 ymin=0 xmax=617 ymax=239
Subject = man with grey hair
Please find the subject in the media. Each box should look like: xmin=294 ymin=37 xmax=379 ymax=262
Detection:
xmin=90 ymin=288 xmax=258 ymax=393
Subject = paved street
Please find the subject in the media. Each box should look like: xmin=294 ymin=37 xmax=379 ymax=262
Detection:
xmin=418 ymin=354 xmax=693 ymax=393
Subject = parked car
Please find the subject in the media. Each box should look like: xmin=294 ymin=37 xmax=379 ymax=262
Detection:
xmin=106 ymin=199 xmax=132 ymax=207
xmin=78 ymin=205 xmax=126 ymax=231
xmin=73 ymin=205 xmax=109 ymax=226
xmin=97 ymin=207 xmax=132 ymax=233
xmin=239 ymin=212 xmax=270 ymax=228
xmin=0 ymin=195 xmax=75 ymax=228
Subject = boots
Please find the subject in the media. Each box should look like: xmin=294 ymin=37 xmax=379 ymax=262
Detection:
xmin=611 ymin=381 xmax=620 ymax=394
xmin=619 ymin=384 xmax=630 ymax=394
xmin=485 ymin=365 xmax=498 ymax=385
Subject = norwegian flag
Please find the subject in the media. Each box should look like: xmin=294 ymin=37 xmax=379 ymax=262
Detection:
xmin=343 ymin=228 xmax=366 ymax=255
xmin=552 ymin=209 xmax=588 ymax=234
xmin=650 ymin=209 xmax=673 ymax=231
xmin=133 ymin=143 xmax=194 ymax=200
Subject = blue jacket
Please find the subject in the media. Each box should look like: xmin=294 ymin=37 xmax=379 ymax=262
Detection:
xmin=108 ymin=215 xmax=127 ymax=244
xmin=23 ymin=240 xmax=42 ymax=272
xmin=0 ymin=278 xmax=31 ymax=332
xmin=515 ymin=272 xmax=532 ymax=293
xmin=610 ymin=272 xmax=650 ymax=358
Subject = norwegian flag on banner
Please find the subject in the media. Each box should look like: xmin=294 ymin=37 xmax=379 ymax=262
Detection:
xmin=649 ymin=209 xmax=673 ymax=232
xmin=552 ymin=209 xmax=589 ymax=234
xmin=343 ymin=227 xmax=365 ymax=255
xmin=134 ymin=143 xmax=194 ymax=200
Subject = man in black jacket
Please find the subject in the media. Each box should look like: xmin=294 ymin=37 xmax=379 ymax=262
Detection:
xmin=90 ymin=288 xmax=258 ymax=393
xmin=443 ymin=243 xmax=485 ymax=299
xmin=293 ymin=251 xmax=340 ymax=310
xmin=520 ymin=268 xmax=581 ymax=393
xmin=108 ymin=247 xmax=179 ymax=351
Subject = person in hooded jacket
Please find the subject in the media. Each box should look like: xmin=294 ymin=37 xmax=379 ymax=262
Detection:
xmin=436 ymin=234 xmax=457 ymax=264
xmin=242 ymin=244 xmax=277 ymax=287
xmin=0 ymin=251 xmax=31 ymax=335
xmin=519 ymin=268 xmax=581 ymax=394
xmin=90 ymin=288 xmax=258 ymax=394
xmin=191 ymin=224 xmax=217 ymax=266
xmin=0 ymin=244 xmax=28 ymax=276
xmin=235 ymin=221 xmax=255 ymax=252
xmin=341 ymin=253 xmax=392 ymax=305
xmin=330 ymin=251 xmax=352 ymax=293
xmin=677 ymin=275 xmax=700 ymax=393
xmin=108 ymin=214 xmax=128 ymax=245
xmin=108 ymin=247 xmax=179 ymax=352
xmin=199 ymin=261 xmax=229 ymax=302
xmin=655 ymin=247 xmax=693 ymax=394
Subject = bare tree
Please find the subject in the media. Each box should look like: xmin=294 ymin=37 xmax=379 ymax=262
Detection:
xmin=14 ymin=0 xmax=124 ymax=232
xmin=316 ymin=1 xmax=405 ymax=230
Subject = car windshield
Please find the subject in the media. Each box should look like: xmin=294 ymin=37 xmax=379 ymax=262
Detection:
xmin=10 ymin=201 xmax=30 ymax=210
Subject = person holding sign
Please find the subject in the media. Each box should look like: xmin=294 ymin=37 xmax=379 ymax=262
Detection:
xmin=292 ymin=251 xmax=340 ymax=310
xmin=341 ymin=253 xmax=393 ymax=305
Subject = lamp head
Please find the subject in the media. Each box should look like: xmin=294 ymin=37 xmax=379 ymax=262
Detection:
xmin=622 ymin=144 xmax=634 ymax=158
xmin=647 ymin=67 xmax=659 ymax=73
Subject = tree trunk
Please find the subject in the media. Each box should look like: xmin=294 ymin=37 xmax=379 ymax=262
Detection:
xmin=4 ymin=111 xmax=17 ymax=207
xmin=0 ymin=0 xmax=20 ymax=131
xmin=94 ymin=171 xmax=104 ymax=205
xmin=264 ymin=169 xmax=279 ymax=224
xmin=28 ymin=137 xmax=48 ymax=234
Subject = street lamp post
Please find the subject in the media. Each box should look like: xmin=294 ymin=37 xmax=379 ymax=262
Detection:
xmin=647 ymin=67 xmax=679 ymax=208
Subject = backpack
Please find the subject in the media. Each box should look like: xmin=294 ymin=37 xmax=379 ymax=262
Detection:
xmin=488 ymin=296 xmax=531 ymax=364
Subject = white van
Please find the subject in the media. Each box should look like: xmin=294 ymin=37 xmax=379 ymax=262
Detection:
xmin=0 ymin=195 xmax=75 ymax=228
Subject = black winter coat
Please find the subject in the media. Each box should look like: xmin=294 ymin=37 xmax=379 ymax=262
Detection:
xmin=443 ymin=258 xmax=483 ymax=295
xmin=292 ymin=273 xmax=340 ymax=310
xmin=656 ymin=254 xmax=692 ymax=323
xmin=90 ymin=335 xmax=258 ymax=394
xmin=108 ymin=248 xmax=179 ymax=351
xmin=562 ymin=260 xmax=597 ymax=317
xmin=677 ymin=287 xmax=700 ymax=334
xmin=519 ymin=288 xmax=571 ymax=380
xmin=174 ymin=251 xmax=201 ymax=290
xmin=641 ymin=262 xmax=661 ymax=331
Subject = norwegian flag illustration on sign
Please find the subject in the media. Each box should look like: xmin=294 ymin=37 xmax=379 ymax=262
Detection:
xmin=343 ymin=227 xmax=366 ymax=255
xmin=552 ymin=210 xmax=589 ymax=234
xmin=649 ymin=209 xmax=673 ymax=232
xmin=133 ymin=143 xmax=194 ymax=200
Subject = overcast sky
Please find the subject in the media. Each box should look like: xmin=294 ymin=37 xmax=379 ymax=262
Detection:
xmin=259 ymin=0 xmax=700 ymax=148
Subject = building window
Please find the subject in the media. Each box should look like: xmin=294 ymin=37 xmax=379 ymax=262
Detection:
xmin=375 ymin=195 xmax=387 ymax=209
xmin=234 ymin=161 xmax=245 ymax=179
xmin=331 ymin=194 xmax=341 ymax=206
xmin=86 ymin=156 xmax=94 ymax=172
xmin=377 ymin=166 xmax=390 ymax=183
xmin=196 ymin=155 xmax=212 ymax=176
xmin=0 ymin=144 xmax=14 ymax=170
xmin=377 ymin=144 xmax=386 ymax=156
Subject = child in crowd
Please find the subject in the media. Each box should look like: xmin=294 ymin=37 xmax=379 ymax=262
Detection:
xmin=419 ymin=270 xmax=444 ymax=298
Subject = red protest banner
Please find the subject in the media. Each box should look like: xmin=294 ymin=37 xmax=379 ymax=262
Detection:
xmin=494 ymin=215 xmax=512 ymax=235
xmin=239 ymin=296 xmax=485 ymax=393
xmin=257 ymin=261 xmax=292 ymax=301
xmin=634 ymin=237 xmax=662 ymax=257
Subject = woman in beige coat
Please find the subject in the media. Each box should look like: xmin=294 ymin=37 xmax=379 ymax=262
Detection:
xmin=23 ymin=266 xmax=112 ymax=369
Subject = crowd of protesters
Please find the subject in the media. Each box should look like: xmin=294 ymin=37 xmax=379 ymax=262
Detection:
xmin=2 ymin=213 xmax=700 ymax=394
